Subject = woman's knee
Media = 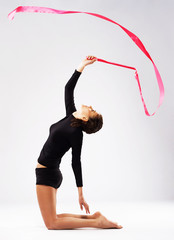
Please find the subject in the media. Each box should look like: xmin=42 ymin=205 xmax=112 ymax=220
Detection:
xmin=45 ymin=217 xmax=58 ymax=230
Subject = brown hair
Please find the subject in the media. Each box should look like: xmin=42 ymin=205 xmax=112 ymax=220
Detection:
xmin=70 ymin=113 xmax=103 ymax=134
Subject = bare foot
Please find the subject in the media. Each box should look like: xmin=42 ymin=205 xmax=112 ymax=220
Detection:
xmin=93 ymin=211 xmax=123 ymax=228
xmin=97 ymin=215 xmax=123 ymax=229
xmin=93 ymin=211 xmax=102 ymax=218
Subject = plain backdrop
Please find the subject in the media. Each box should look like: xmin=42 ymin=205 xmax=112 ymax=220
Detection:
xmin=0 ymin=0 xmax=173 ymax=206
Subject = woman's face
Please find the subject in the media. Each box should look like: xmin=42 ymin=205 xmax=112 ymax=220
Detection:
xmin=81 ymin=104 xmax=98 ymax=120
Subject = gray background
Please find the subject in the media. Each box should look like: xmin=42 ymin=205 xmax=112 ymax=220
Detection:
xmin=0 ymin=0 xmax=173 ymax=205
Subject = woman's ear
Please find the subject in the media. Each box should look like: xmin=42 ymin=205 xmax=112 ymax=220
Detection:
xmin=82 ymin=116 xmax=88 ymax=122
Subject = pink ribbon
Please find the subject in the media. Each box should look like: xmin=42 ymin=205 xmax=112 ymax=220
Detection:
xmin=8 ymin=6 xmax=164 ymax=116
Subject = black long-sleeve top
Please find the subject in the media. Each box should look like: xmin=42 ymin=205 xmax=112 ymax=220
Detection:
xmin=37 ymin=69 xmax=83 ymax=187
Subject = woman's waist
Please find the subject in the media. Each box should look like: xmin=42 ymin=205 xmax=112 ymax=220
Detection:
xmin=36 ymin=163 xmax=47 ymax=168
xmin=36 ymin=158 xmax=61 ymax=169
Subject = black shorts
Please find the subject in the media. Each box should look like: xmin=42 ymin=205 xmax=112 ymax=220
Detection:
xmin=35 ymin=167 xmax=63 ymax=189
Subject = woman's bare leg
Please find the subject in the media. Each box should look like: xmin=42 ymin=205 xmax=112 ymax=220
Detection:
xmin=57 ymin=211 xmax=101 ymax=219
xmin=36 ymin=185 xmax=100 ymax=229
xmin=36 ymin=185 xmax=58 ymax=229
xmin=36 ymin=185 xmax=122 ymax=229
xmin=51 ymin=216 xmax=98 ymax=229
xmin=51 ymin=215 xmax=122 ymax=230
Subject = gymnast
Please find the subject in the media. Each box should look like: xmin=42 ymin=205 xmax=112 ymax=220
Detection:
xmin=35 ymin=55 xmax=123 ymax=229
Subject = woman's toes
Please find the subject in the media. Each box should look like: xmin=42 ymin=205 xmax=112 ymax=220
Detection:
xmin=114 ymin=222 xmax=123 ymax=228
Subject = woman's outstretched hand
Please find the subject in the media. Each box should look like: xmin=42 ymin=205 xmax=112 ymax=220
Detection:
xmin=79 ymin=195 xmax=90 ymax=214
xmin=83 ymin=55 xmax=97 ymax=66
xmin=77 ymin=55 xmax=97 ymax=72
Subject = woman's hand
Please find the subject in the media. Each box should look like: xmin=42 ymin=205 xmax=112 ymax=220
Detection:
xmin=77 ymin=55 xmax=97 ymax=72
xmin=79 ymin=195 xmax=90 ymax=214
xmin=82 ymin=55 xmax=97 ymax=66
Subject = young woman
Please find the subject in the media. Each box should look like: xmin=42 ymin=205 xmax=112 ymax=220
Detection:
xmin=35 ymin=55 xmax=123 ymax=230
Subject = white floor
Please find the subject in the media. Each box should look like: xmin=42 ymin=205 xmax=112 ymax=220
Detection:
xmin=0 ymin=201 xmax=174 ymax=240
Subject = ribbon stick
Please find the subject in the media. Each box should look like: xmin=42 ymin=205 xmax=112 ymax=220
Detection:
xmin=8 ymin=6 xmax=165 ymax=116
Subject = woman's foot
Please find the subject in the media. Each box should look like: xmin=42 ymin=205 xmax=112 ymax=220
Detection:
xmin=93 ymin=211 xmax=102 ymax=218
xmin=97 ymin=215 xmax=123 ymax=229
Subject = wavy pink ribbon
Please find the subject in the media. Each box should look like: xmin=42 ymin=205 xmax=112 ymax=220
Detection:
xmin=8 ymin=6 xmax=164 ymax=116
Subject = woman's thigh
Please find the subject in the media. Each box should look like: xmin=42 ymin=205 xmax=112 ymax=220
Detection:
xmin=36 ymin=185 xmax=57 ymax=228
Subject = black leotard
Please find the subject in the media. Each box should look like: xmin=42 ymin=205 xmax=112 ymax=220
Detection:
xmin=37 ymin=69 xmax=83 ymax=187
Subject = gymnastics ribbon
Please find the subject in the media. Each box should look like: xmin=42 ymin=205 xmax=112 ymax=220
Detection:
xmin=8 ymin=6 xmax=165 ymax=116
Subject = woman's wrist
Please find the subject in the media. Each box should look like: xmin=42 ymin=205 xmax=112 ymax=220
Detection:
xmin=76 ymin=63 xmax=86 ymax=72
xmin=78 ymin=186 xmax=83 ymax=196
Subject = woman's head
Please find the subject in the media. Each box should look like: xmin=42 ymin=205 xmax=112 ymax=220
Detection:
xmin=71 ymin=105 xmax=103 ymax=134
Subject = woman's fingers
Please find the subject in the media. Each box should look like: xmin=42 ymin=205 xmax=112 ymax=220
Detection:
xmin=86 ymin=55 xmax=97 ymax=60
xmin=84 ymin=202 xmax=90 ymax=214
xmin=80 ymin=203 xmax=83 ymax=210
xmin=86 ymin=203 xmax=90 ymax=214
xmin=79 ymin=198 xmax=90 ymax=213
xmin=87 ymin=207 xmax=90 ymax=214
